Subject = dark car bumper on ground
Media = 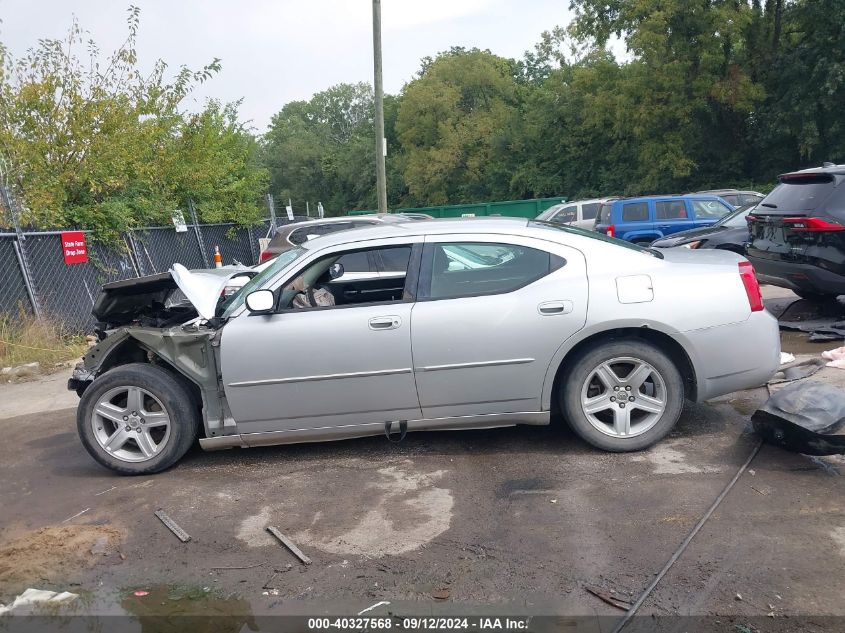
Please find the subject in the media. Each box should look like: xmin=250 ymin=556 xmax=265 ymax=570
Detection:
xmin=746 ymin=254 xmax=845 ymax=295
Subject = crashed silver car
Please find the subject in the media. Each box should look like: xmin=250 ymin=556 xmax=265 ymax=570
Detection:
xmin=71 ymin=218 xmax=781 ymax=474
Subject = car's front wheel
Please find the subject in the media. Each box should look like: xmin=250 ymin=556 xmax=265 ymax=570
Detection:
xmin=77 ymin=363 xmax=199 ymax=475
xmin=559 ymin=340 xmax=684 ymax=451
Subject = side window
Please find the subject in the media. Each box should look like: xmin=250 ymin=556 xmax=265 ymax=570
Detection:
xmin=581 ymin=203 xmax=600 ymax=220
xmin=281 ymin=244 xmax=416 ymax=310
xmin=379 ymin=246 xmax=412 ymax=272
xmin=336 ymin=251 xmax=371 ymax=273
xmin=655 ymin=200 xmax=688 ymax=219
xmin=287 ymin=227 xmax=311 ymax=245
xmin=622 ymin=202 xmax=649 ymax=222
xmin=691 ymin=200 xmax=730 ymax=219
xmin=551 ymin=206 xmax=577 ymax=224
xmin=422 ymin=242 xmax=561 ymax=300
xmin=740 ymin=194 xmax=761 ymax=205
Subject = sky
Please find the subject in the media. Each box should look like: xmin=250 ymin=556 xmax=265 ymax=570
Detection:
xmin=0 ymin=0 xmax=577 ymax=133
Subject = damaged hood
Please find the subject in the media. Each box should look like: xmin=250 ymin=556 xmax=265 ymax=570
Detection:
xmin=169 ymin=263 xmax=238 ymax=321
xmin=92 ymin=264 xmax=246 ymax=327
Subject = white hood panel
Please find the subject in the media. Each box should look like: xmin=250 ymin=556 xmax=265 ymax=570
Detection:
xmin=170 ymin=263 xmax=237 ymax=321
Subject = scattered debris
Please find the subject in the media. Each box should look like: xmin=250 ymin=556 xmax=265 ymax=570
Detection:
xmin=584 ymin=585 xmax=632 ymax=611
xmin=358 ymin=600 xmax=391 ymax=615
xmin=768 ymin=358 xmax=825 ymax=384
xmin=0 ymin=588 xmax=78 ymax=615
xmin=432 ymin=588 xmax=451 ymax=600
xmin=753 ymin=381 xmax=845 ymax=455
xmin=749 ymin=486 xmax=769 ymax=496
xmin=61 ymin=508 xmax=90 ymax=523
xmin=735 ymin=593 xmax=743 ymax=601
xmin=155 ymin=510 xmax=191 ymax=543
xmin=748 ymin=469 xmax=756 ymax=476
xmin=209 ymin=562 xmax=265 ymax=570
xmin=550 ymin=498 xmax=558 ymax=504
xmin=94 ymin=486 xmax=117 ymax=496
xmin=780 ymin=352 xmax=795 ymax=365
xmin=0 ymin=362 xmax=41 ymax=380
xmin=822 ymin=345 xmax=845 ymax=369
xmin=266 ymin=526 xmax=311 ymax=565
xmin=133 ymin=590 xmax=149 ymax=597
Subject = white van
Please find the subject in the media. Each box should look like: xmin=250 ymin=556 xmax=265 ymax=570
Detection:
xmin=536 ymin=198 xmax=617 ymax=230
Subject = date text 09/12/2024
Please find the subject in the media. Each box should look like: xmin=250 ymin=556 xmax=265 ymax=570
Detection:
xmin=307 ymin=617 xmax=531 ymax=630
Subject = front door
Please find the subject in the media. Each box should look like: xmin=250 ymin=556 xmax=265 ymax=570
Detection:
xmin=654 ymin=199 xmax=692 ymax=237
xmin=220 ymin=243 xmax=422 ymax=435
xmin=410 ymin=236 xmax=588 ymax=419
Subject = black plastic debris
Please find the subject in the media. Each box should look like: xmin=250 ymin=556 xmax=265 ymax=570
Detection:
xmin=752 ymin=381 xmax=845 ymax=455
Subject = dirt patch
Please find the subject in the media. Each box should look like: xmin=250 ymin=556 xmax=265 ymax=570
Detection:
xmin=0 ymin=525 xmax=123 ymax=591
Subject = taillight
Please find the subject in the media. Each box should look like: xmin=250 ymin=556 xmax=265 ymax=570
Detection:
xmin=259 ymin=250 xmax=275 ymax=264
xmin=606 ymin=225 xmax=615 ymax=238
xmin=738 ymin=261 xmax=764 ymax=312
xmin=782 ymin=217 xmax=844 ymax=232
xmin=745 ymin=214 xmax=757 ymax=223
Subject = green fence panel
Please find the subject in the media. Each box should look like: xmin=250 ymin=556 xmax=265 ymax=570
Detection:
xmin=347 ymin=197 xmax=566 ymax=219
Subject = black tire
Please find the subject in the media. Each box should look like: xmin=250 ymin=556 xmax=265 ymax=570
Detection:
xmin=77 ymin=363 xmax=199 ymax=475
xmin=558 ymin=339 xmax=685 ymax=452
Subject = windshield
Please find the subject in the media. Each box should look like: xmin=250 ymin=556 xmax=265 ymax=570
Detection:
xmin=219 ymin=248 xmax=306 ymax=318
xmin=528 ymin=220 xmax=662 ymax=258
xmin=716 ymin=203 xmax=756 ymax=227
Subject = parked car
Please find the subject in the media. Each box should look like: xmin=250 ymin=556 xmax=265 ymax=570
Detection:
xmin=258 ymin=213 xmax=431 ymax=263
xmin=71 ymin=217 xmax=779 ymax=474
xmin=594 ymin=195 xmax=734 ymax=244
xmin=535 ymin=198 xmax=615 ymax=230
xmin=690 ymin=189 xmax=765 ymax=207
xmin=650 ymin=203 xmax=757 ymax=253
xmin=745 ymin=163 xmax=845 ymax=299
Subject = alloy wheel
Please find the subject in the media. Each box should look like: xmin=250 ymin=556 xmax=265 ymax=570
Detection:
xmin=579 ymin=356 xmax=667 ymax=438
xmin=90 ymin=386 xmax=171 ymax=462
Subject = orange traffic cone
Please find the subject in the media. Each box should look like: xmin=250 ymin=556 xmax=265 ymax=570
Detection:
xmin=213 ymin=245 xmax=222 ymax=268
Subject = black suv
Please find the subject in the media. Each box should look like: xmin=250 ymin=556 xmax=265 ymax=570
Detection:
xmin=746 ymin=164 xmax=845 ymax=298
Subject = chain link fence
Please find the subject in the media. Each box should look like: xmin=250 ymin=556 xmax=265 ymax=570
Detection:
xmin=0 ymin=212 xmax=277 ymax=332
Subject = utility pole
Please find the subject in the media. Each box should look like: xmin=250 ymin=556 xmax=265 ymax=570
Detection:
xmin=372 ymin=0 xmax=388 ymax=213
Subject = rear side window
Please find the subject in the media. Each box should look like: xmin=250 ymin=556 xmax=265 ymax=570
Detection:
xmin=762 ymin=175 xmax=837 ymax=212
xmin=691 ymin=199 xmax=730 ymax=219
xmin=581 ymin=203 xmax=600 ymax=220
xmin=289 ymin=222 xmax=358 ymax=245
xmin=551 ymin=206 xmax=577 ymax=224
xmin=422 ymin=242 xmax=559 ymax=300
xmin=655 ymin=200 xmax=688 ymax=219
xmin=720 ymin=194 xmax=741 ymax=206
xmin=622 ymin=202 xmax=649 ymax=222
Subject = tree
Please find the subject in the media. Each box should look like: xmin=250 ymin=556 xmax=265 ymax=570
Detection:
xmin=395 ymin=48 xmax=522 ymax=205
xmin=0 ymin=6 xmax=267 ymax=233
xmin=263 ymin=82 xmax=377 ymax=214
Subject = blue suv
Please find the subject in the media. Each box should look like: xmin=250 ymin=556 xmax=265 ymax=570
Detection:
xmin=594 ymin=195 xmax=733 ymax=244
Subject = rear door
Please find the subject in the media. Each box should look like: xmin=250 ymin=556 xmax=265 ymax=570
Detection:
xmin=617 ymin=201 xmax=655 ymax=242
xmin=654 ymin=199 xmax=693 ymax=237
xmin=410 ymin=235 xmax=588 ymax=420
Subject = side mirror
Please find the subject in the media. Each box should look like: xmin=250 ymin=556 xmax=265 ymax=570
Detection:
xmin=245 ymin=289 xmax=275 ymax=314
xmin=329 ymin=262 xmax=345 ymax=280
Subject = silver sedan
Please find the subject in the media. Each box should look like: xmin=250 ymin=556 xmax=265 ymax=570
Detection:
xmin=72 ymin=218 xmax=780 ymax=474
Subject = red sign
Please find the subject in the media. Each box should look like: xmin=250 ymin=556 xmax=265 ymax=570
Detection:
xmin=61 ymin=231 xmax=88 ymax=265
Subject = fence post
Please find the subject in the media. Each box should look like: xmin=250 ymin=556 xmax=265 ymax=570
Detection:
xmin=266 ymin=194 xmax=279 ymax=237
xmin=1 ymin=185 xmax=42 ymax=319
xmin=188 ymin=199 xmax=211 ymax=268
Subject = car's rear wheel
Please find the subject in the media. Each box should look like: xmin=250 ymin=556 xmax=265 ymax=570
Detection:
xmin=77 ymin=363 xmax=199 ymax=475
xmin=559 ymin=340 xmax=684 ymax=451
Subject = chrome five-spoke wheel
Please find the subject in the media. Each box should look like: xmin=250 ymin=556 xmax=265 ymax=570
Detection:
xmin=91 ymin=386 xmax=171 ymax=463
xmin=579 ymin=357 xmax=668 ymax=438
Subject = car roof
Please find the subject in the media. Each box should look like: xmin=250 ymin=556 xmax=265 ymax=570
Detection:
xmin=780 ymin=163 xmax=845 ymax=178
xmin=301 ymin=216 xmax=531 ymax=250
xmin=612 ymin=194 xmax=727 ymax=203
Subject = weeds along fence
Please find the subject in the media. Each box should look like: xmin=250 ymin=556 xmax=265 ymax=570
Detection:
xmin=0 ymin=193 xmax=278 ymax=332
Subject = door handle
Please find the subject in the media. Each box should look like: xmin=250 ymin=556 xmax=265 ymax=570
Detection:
xmin=369 ymin=316 xmax=401 ymax=330
xmin=658 ymin=224 xmax=670 ymax=229
xmin=538 ymin=300 xmax=573 ymax=315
